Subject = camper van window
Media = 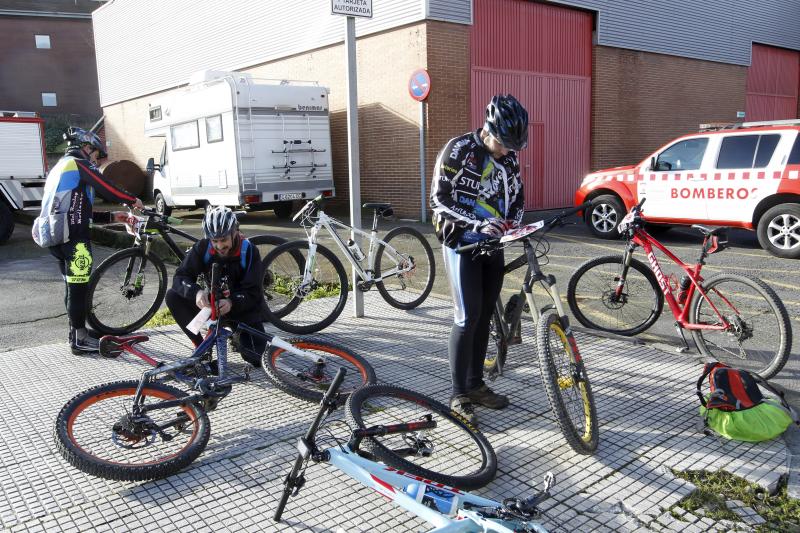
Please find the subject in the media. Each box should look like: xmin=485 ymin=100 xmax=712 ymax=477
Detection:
xmin=149 ymin=106 xmax=162 ymax=122
xmin=171 ymin=121 xmax=200 ymax=151
xmin=206 ymin=115 xmax=223 ymax=143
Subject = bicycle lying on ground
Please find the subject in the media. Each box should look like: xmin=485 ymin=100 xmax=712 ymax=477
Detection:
xmin=567 ymin=198 xmax=791 ymax=379
xmin=55 ymin=264 xmax=375 ymax=482
xmin=86 ymin=207 xmax=286 ymax=335
xmin=458 ymin=203 xmax=599 ymax=455
xmin=275 ymin=368 xmax=556 ymax=532
xmin=262 ymin=196 xmax=435 ymax=334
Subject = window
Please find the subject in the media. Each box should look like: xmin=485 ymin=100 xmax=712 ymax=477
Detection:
xmin=717 ymin=134 xmax=781 ymax=169
xmin=205 ymin=115 xmax=223 ymax=143
xmin=789 ymin=135 xmax=800 ymax=165
xmin=41 ymin=93 xmax=57 ymax=107
xmin=170 ymin=121 xmax=199 ymax=151
xmin=35 ymin=35 xmax=50 ymax=49
xmin=655 ymin=138 xmax=708 ymax=171
xmin=149 ymin=106 xmax=162 ymax=122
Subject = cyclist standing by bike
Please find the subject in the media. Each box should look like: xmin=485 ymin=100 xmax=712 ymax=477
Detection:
xmin=165 ymin=206 xmax=266 ymax=369
xmin=430 ymin=94 xmax=529 ymax=425
xmin=33 ymin=127 xmax=143 ymax=354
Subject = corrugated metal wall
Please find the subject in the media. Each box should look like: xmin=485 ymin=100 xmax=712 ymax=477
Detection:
xmin=93 ymin=0 xmax=425 ymax=106
xmin=471 ymin=0 xmax=591 ymax=210
xmin=746 ymin=44 xmax=800 ymax=121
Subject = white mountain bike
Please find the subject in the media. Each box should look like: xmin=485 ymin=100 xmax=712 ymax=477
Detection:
xmin=262 ymin=197 xmax=435 ymax=334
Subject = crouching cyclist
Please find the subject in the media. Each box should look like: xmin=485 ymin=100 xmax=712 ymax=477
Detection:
xmin=165 ymin=206 xmax=267 ymax=369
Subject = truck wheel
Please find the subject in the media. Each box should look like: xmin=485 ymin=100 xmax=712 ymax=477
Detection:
xmin=586 ymin=194 xmax=625 ymax=239
xmin=0 ymin=201 xmax=14 ymax=245
xmin=273 ymin=201 xmax=294 ymax=219
xmin=154 ymin=192 xmax=172 ymax=217
xmin=757 ymin=203 xmax=800 ymax=259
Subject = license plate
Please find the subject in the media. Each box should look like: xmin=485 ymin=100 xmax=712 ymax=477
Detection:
xmin=278 ymin=193 xmax=303 ymax=201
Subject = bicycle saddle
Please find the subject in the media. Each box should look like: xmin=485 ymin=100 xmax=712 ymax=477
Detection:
xmin=363 ymin=202 xmax=391 ymax=211
xmin=99 ymin=334 xmax=149 ymax=358
xmin=691 ymin=224 xmax=728 ymax=237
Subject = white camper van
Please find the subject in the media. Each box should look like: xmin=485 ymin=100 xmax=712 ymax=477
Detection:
xmin=144 ymin=70 xmax=335 ymax=218
xmin=0 ymin=111 xmax=47 ymax=244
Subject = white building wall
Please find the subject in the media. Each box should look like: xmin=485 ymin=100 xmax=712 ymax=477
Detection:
xmin=93 ymin=0 xmax=425 ymax=106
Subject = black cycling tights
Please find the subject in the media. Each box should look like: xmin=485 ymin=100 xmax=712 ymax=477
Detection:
xmin=442 ymin=246 xmax=505 ymax=397
xmin=50 ymin=240 xmax=94 ymax=331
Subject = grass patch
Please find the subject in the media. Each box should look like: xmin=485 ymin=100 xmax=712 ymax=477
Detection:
xmin=270 ymin=274 xmax=348 ymax=301
xmin=671 ymin=469 xmax=800 ymax=532
xmin=145 ymin=308 xmax=175 ymax=327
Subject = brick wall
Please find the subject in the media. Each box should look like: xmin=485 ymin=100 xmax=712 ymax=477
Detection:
xmin=0 ymin=16 xmax=101 ymax=122
xmin=591 ymin=46 xmax=748 ymax=171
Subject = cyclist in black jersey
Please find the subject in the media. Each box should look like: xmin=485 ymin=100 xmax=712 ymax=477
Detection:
xmin=34 ymin=127 xmax=143 ymax=355
xmin=430 ymin=94 xmax=529 ymax=425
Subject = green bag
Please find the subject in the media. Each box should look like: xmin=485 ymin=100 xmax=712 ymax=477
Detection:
xmin=700 ymin=399 xmax=794 ymax=442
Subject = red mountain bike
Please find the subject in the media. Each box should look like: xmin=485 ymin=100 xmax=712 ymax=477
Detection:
xmin=567 ymin=198 xmax=791 ymax=379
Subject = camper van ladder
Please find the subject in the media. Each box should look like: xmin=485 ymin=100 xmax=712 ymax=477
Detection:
xmin=244 ymin=81 xmax=257 ymax=188
xmin=271 ymin=114 xmax=327 ymax=178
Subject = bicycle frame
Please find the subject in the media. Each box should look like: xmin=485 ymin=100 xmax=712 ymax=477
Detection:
xmin=301 ymin=208 xmax=412 ymax=286
xmin=625 ymin=229 xmax=731 ymax=332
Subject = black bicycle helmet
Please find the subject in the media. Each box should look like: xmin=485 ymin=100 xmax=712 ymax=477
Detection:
xmin=484 ymin=94 xmax=529 ymax=151
xmin=203 ymin=205 xmax=238 ymax=239
xmin=64 ymin=127 xmax=107 ymax=158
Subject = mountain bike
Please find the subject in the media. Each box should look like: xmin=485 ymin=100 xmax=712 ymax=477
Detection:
xmin=55 ymin=264 xmax=376 ymax=482
xmin=86 ymin=207 xmax=286 ymax=335
xmin=262 ymin=196 xmax=435 ymax=334
xmin=458 ymin=204 xmax=599 ymax=455
xmin=567 ymin=198 xmax=791 ymax=379
xmin=275 ymin=368 xmax=556 ymax=532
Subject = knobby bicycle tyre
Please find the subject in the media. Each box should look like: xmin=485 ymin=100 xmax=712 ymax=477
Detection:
xmin=87 ymin=248 xmax=168 ymax=335
xmin=262 ymin=240 xmax=349 ymax=334
xmin=262 ymin=338 xmax=376 ymax=403
xmin=248 ymin=234 xmax=296 ymax=319
xmin=484 ymin=307 xmax=508 ymax=377
xmin=54 ymin=380 xmax=210 ymax=482
xmin=689 ymin=273 xmax=791 ymax=379
xmin=345 ymin=384 xmax=497 ymax=490
xmin=567 ymin=254 xmax=663 ymax=336
xmin=375 ymin=226 xmax=436 ymax=310
xmin=536 ymin=310 xmax=599 ymax=454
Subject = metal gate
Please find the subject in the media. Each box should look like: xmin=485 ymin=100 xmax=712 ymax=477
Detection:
xmin=470 ymin=0 xmax=592 ymax=210
xmin=746 ymin=44 xmax=799 ymax=121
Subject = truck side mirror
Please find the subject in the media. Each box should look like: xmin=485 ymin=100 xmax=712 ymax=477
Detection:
xmin=650 ymin=157 xmax=656 ymax=171
xmin=145 ymin=157 xmax=160 ymax=177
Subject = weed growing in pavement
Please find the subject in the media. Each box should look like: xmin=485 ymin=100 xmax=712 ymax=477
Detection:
xmin=145 ymin=308 xmax=175 ymax=327
xmin=670 ymin=469 xmax=800 ymax=532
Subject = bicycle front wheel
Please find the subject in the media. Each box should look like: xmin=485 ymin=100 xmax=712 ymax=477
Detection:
xmin=54 ymin=380 xmax=210 ymax=481
xmin=263 ymin=338 xmax=376 ymax=403
xmin=689 ymin=273 xmax=791 ymax=379
xmin=87 ymin=248 xmax=168 ymax=335
xmin=483 ymin=307 xmax=508 ymax=378
xmin=567 ymin=254 xmax=663 ymax=336
xmin=346 ymin=384 xmax=497 ymax=490
xmin=375 ymin=226 xmax=435 ymax=309
xmin=536 ymin=310 xmax=599 ymax=454
xmin=262 ymin=241 xmax=348 ymax=334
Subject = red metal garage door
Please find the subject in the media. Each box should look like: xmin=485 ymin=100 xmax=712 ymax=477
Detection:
xmin=471 ymin=0 xmax=592 ymax=210
xmin=746 ymin=44 xmax=799 ymax=122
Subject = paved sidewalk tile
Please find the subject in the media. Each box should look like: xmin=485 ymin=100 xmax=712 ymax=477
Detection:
xmin=0 ymin=293 xmax=790 ymax=531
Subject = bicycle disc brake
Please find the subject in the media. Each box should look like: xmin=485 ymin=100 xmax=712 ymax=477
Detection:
xmin=111 ymin=414 xmax=158 ymax=449
xmin=402 ymin=432 xmax=434 ymax=457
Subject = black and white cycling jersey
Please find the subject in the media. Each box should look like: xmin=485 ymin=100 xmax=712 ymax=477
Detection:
xmin=430 ymin=129 xmax=524 ymax=248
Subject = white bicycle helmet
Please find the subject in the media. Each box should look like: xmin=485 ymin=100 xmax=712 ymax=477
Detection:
xmin=203 ymin=205 xmax=238 ymax=239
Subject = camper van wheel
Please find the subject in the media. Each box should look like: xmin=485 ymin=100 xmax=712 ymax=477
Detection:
xmin=273 ymin=201 xmax=294 ymax=220
xmin=0 ymin=201 xmax=14 ymax=245
xmin=154 ymin=192 xmax=172 ymax=217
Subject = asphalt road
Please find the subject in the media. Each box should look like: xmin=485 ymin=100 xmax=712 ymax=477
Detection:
xmin=2 ymin=205 xmax=798 ymax=409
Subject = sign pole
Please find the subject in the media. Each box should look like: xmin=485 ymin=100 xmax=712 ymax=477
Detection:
xmin=419 ymin=100 xmax=426 ymax=222
xmin=344 ymin=15 xmax=364 ymax=318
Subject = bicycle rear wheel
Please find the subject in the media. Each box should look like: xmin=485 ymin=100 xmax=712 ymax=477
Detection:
xmin=536 ymin=310 xmax=599 ymax=454
xmin=87 ymin=248 xmax=168 ymax=335
xmin=54 ymin=380 xmax=210 ymax=481
xmin=483 ymin=307 xmax=507 ymax=379
xmin=689 ymin=273 xmax=791 ymax=379
xmin=375 ymin=226 xmax=435 ymax=309
xmin=345 ymin=384 xmax=497 ymax=490
xmin=263 ymin=338 xmax=376 ymax=403
xmin=567 ymin=254 xmax=663 ymax=336
xmin=248 ymin=234 xmax=297 ymax=318
xmin=262 ymin=241 xmax=348 ymax=334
